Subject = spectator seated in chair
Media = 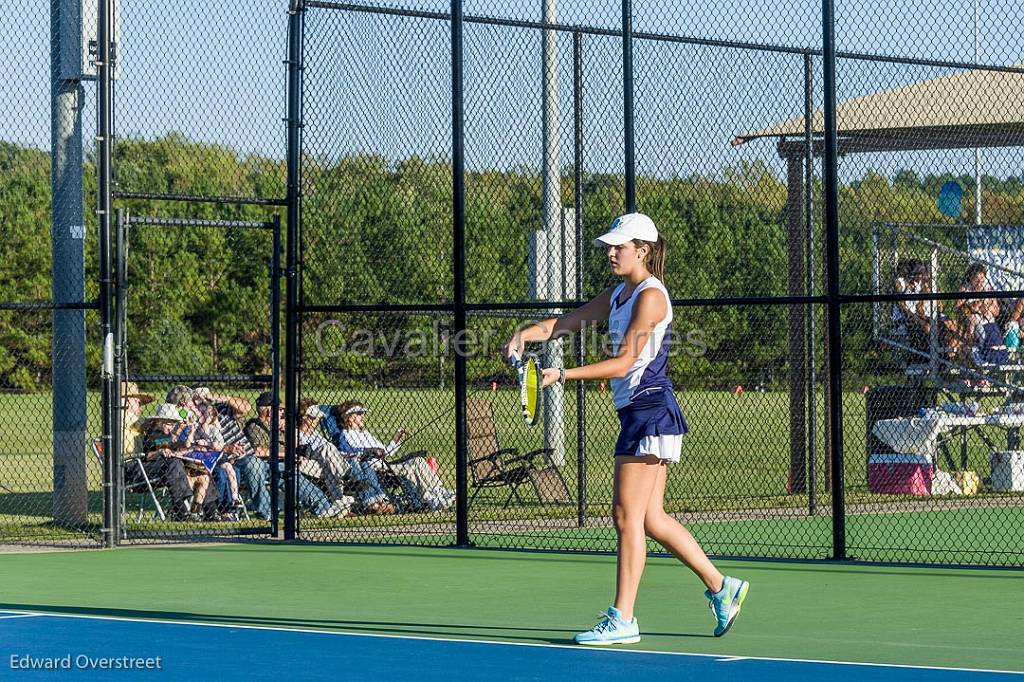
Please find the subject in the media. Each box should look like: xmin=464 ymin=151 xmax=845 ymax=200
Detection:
xmin=1002 ymin=297 xmax=1024 ymax=354
xmin=332 ymin=400 xmax=454 ymax=512
xmin=141 ymin=402 xmax=221 ymax=521
xmin=297 ymin=398 xmax=394 ymax=515
xmin=955 ymin=262 xmax=1009 ymax=367
xmin=166 ymin=385 xmax=240 ymax=521
xmin=243 ymin=391 xmax=349 ymax=519
xmin=190 ymin=385 xmax=257 ymax=518
xmin=121 ymin=383 xmax=194 ymax=521
xmin=892 ymin=258 xmax=959 ymax=361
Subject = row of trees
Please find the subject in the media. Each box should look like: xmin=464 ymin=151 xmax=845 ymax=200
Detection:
xmin=3 ymin=134 xmax=1024 ymax=391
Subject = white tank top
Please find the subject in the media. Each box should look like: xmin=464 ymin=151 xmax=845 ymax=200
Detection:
xmin=607 ymin=276 xmax=674 ymax=409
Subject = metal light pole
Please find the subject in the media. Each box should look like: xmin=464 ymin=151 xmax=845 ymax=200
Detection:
xmin=541 ymin=0 xmax=566 ymax=466
xmin=51 ymin=0 xmax=88 ymax=527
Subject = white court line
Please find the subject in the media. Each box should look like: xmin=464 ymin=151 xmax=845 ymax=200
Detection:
xmin=3 ymin=609 xmax=1022 ymax=677
xmin=0 ymin=613 xmax=41 ymax=620
xmin=715 ymin=656 xmax=749 ymax=662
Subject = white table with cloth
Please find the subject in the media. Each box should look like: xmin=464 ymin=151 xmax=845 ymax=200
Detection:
xmin=872 ymin=411 xmax=1024 ymax=471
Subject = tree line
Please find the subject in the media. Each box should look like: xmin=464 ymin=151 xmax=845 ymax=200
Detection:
xmin=2 ymin=134 xmax=1021 ymax=391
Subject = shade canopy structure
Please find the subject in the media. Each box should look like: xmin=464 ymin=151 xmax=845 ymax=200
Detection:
xmin=733 ymin=66 xmax=1024 ymax=155
xmin=732 ymin=64 xmax=1024 ymax=499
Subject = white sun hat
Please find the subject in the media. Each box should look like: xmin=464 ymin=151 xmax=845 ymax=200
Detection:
xmin=146 ymin=403 xmax=186 ymax=423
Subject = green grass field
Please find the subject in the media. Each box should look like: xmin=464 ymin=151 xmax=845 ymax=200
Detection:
xmin=1 ymin=388 xmax=1022 ymax=565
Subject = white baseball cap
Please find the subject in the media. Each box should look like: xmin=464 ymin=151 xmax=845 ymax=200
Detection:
xmin=593 ymin=213 xmax=658 ymax=247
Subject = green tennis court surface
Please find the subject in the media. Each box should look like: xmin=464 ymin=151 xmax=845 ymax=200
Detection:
xmin=1 ymin=544 xmax=1021 ymax=672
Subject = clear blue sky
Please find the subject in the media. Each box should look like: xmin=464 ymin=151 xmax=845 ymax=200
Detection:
xmin=3 ymin=0 xmax=1022 ymax=185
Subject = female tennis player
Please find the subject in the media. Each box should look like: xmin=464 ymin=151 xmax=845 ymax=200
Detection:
xmin=504 ymin=212 xmax=748 ymax=645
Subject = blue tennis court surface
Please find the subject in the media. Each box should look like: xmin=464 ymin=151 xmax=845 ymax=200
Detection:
xmin=1 ymin=610 xmax=1020 ymax=680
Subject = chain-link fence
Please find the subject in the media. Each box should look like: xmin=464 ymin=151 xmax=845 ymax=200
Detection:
xmin=0 ymin=2 xmax=102 ymax=547
xmin=291 ymin=0 xmax=1024 ymax=567
xmin=102 ymin=0 xmax=287 ymax=546
xmin=295 ymin=310 xmax=457 ymax=543
xmin=110 ymin=211 xmax=281 ymax=542
xmin=829 ymin=0 xmax=1024 ymax=565
xmin=3 ymin=0 xmax=1024 ymax=565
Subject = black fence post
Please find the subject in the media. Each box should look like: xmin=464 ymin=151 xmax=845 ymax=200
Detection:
xmin=98 ymin=0 xmax=115 ymax=548
xmin=821 ymin=0 xmax=846 ymax=560
xmin=622 ymin=0 xmax=635 ymax=212
xmin=114 ymin=209 xmax=127 ymax=541
xmin=573 ymin=29 xmax=587 ymax=528
xmin=284 ymin=0 xmax=306 ymax=541
xmin=270 ymin=214 xmax=282 ymax=538
xmin=452 ymin=0 xmax=469 ymax=547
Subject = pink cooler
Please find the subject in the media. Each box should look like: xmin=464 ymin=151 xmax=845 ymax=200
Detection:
xmin=867 ymin=453 xmax=933 ymax=496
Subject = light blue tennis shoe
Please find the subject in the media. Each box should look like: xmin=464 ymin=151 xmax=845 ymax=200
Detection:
xmin=573 ymin=606 xmax=641 ymax=646
xmin=705 ymin=576 xmax=749 ymax=637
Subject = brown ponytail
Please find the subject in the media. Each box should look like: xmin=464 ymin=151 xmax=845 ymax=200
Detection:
xmin=633 ymin=235 xmax=667 ymax=281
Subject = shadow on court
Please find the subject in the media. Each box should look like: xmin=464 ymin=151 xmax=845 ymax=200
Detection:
xmin=0 ymin=602 xmax=713 ymax=644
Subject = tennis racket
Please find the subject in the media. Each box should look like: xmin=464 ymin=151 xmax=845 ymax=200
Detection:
xmin=508 ymin=352 xmax=542 ymax=425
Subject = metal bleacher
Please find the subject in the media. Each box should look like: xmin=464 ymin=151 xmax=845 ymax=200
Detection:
xmin=871 ymin=221 xmax=1024 ymax=399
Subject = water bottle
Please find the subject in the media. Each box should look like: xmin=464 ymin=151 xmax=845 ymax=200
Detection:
xmin=1006 ymin=322 xmax=1020 ymax=351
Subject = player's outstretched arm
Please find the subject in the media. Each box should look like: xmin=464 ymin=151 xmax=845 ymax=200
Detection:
xmin=504 ymin=286 xmax=614 ymax=361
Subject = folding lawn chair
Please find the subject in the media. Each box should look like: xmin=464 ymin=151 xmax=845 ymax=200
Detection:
xmin=91 ymin=438 xmax=167 ymax=523
xmin=465 ymin=399 xmax=569 ymax=508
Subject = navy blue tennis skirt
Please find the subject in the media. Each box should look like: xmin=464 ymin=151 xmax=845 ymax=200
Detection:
xmin=614 ymin=387 xmax=689 ymax=457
